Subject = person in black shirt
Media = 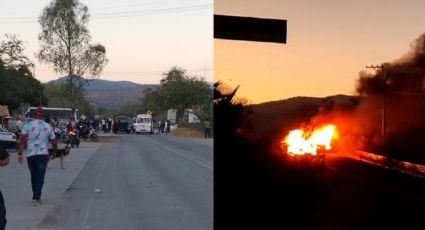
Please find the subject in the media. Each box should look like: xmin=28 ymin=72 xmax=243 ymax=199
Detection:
xmin=0 ymin=143 xmax=10 ymax=230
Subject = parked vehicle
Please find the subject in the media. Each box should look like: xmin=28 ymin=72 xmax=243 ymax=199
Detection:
xmin=134 ymin=114 xmax=153 ymax=134
xmin=24 ymin=107 xmax=74 ymax=127
xmin=113 ymin=116 xmax=132 ymax=134
xmin=0 ymin=126 xmax=17 ymax=148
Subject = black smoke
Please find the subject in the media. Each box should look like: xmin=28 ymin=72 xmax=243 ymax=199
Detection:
xmin=355 ymin=32 xmax=425 ymax=164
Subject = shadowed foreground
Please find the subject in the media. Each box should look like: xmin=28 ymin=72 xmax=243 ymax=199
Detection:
xmin=214 ymin=84 xmax=425 ymax=229
xmin=216 ymin=133 xmax=425 ymax=229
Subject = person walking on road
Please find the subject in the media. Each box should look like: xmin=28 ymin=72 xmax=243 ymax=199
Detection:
xmin=165 ymin=120 xmax=171 ymax=134
xmin=204 ymin=119 xmax=211 ymax=138
xmin=0 ymin=144 xmax=10 ymax=230
xmin=18 ymin=106 xmax=57 ymax=206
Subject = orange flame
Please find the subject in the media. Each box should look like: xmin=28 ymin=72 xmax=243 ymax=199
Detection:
xmin=283 ymin=124 xmax=338 ymax=155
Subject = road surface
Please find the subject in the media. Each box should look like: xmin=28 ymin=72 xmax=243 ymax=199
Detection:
xmin=215 ymin=138 xmax=425 ymax=229
xmin=39 ymin=134 xmax=213 ymax=230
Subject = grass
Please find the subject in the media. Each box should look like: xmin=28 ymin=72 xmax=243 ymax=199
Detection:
xmin=170 ymin=127 xmax=204 ymax=138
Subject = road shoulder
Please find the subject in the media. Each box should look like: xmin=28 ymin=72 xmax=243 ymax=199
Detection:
xmin=0 ymin=141 xmax=103 ymax=230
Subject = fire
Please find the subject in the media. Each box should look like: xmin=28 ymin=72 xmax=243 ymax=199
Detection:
xmin=282 ymin=124 xmax=338 ymax=155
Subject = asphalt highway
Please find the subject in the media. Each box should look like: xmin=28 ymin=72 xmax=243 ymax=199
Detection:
xmin=300 ymin=153 xmax=425 ymax=229
xmin=39 ymin=134 xmax=213 ymax=230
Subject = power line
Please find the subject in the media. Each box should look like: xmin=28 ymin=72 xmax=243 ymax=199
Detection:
xmin=0 ymin=0 xmax=209 ymax=14
xmin=93 ymin=5 xmax=211 ymax=19
xmin=90 ymin=0 xmax=210 ymax=10
xmin=0 ymin=4 xmax=212 ymax=24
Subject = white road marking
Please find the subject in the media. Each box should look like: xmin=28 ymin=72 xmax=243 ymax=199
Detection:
xmin=160 ymin=143 xmax=213 ymax=171
xmin=144 ymin=137 xmax=213 ymax=171
xmin=80 ymin=149 xmax=111 ymax=230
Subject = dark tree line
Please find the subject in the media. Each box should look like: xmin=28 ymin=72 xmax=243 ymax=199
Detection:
xmin=0 ymin=35 xmax=46 ymax=112
xmin=117 ymin=66 xmax=213 ymax=124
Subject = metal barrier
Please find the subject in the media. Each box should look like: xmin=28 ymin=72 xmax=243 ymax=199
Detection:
xmin=341 ymin=151 xmax=425 ymax=179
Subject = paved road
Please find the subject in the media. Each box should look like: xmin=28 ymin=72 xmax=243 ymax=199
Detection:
xmin=216 ymin=139 xmax=425 ymax=229
xmin=318 ymin=154 xmax=425 ymax=229
xmin=36 ymin=134 xmax=213 ymax=230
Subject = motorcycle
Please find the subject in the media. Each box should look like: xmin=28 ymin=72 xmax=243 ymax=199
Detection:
xmin=78 ymin=125 xmax=99 ymax=142
xmin=89 ymin=127 xmax=99 ymax=142
xmin=54 ymin=127 xmax=69 ymax=143
xmin=68 ymin=129 xmax=80 ymax=148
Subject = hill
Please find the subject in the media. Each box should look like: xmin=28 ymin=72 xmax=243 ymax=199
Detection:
xmin=48 ymin=77 xmax=159 ymax=109
xmin=85 ymin=85 xmax=158 ymax=109
xmin=50 ymin=76 xmax=144 ymax=91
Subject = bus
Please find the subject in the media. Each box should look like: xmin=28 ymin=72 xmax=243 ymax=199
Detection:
xmin=24 ymin=107 xmax=74 ymax=127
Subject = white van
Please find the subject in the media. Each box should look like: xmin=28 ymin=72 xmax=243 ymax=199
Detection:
xmin=134 ymin=114 xmax=153 ymax=134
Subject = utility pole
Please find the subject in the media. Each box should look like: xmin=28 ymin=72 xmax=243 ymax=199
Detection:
xmin=366 ymin=64 xmax=388 ymax=137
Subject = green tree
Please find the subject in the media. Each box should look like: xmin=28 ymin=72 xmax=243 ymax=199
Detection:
xmin=0 ymin=64 xmax=46 ymax=111
xmin=115 ymin=88 xmax=165 ymax=121
xmin=120 ymin=67 xmax=212 ymax=124
xmin=37 ymin=0 xmax=108 ymax=98
xmin=187 ymin=77 xmax=213 ymax=122
xmin=139 ymin=88 xmax=167 ymax=118
xmin=159 ymin=66 xmax=212 ymax=123
xmin=43 ymin=82 xmax=92 ymax=115
xmin=116 ymin=101 xmax=140 ymax=117
xmin=0 ymin=34 xmax=34 ymax=69
xmin=0 ymin=35 xmax=46 ymax=111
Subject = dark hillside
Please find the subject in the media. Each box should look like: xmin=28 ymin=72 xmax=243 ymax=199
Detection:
xmin=244 ymin=95 xmax=358 ymax=146
xmin=48 ymin=77 xmax=159 ymax=109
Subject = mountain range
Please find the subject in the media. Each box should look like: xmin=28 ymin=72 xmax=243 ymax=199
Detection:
xmin=49 ymin=77 xmax=159 ymax=109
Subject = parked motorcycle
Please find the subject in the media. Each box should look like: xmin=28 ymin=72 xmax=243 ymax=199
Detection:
xmin=54 ymin=127 xmax=69 ymax=143
xmin=78 ymin=125 xmax=99 ymax=142
xmin=88 ymin=127 xmax=99 ymax=142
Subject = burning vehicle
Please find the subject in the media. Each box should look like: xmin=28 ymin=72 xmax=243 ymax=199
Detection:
xmin=278 ymin=96 xmax=358 ymax=160
xmin=282 ymin=124 xmax=339 ymax=157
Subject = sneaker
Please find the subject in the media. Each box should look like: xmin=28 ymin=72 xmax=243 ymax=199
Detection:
xmin=32 ymin=200 xmax=38 ymax=206
xmin=32 ymin=199 xmax=42 ymax=206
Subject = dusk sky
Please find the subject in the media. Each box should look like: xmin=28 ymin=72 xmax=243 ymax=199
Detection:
xmin=215 ymin=0 xmax=425 ymax=104
xmin=1 ymin=0 xmax=213 ymax=84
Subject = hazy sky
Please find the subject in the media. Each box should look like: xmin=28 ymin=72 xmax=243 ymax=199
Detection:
xmin=1 ymin=0 xmax=213 ymax=84
xmin=215 ymin=0 xmax=425 ymax=104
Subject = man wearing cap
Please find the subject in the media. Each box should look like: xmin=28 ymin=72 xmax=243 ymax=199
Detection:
xmin=18 ymin=106 xmax=57 ymax=206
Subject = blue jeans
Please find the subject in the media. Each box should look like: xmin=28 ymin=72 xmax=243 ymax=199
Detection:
xmin=27 ymin=155 xmax=49 ymax=200
xmin=204 ymin=128 xmax=211 ymax=138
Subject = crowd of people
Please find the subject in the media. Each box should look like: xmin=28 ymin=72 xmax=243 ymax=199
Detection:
xmin=157 ymin=120 xmax=171 ymax=134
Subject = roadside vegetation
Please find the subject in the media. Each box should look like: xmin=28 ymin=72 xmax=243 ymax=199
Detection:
xmin=0 ymin=34 xmax=47 ymax=112
xmin=115 ymin=66 xmax=213 ymax=129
